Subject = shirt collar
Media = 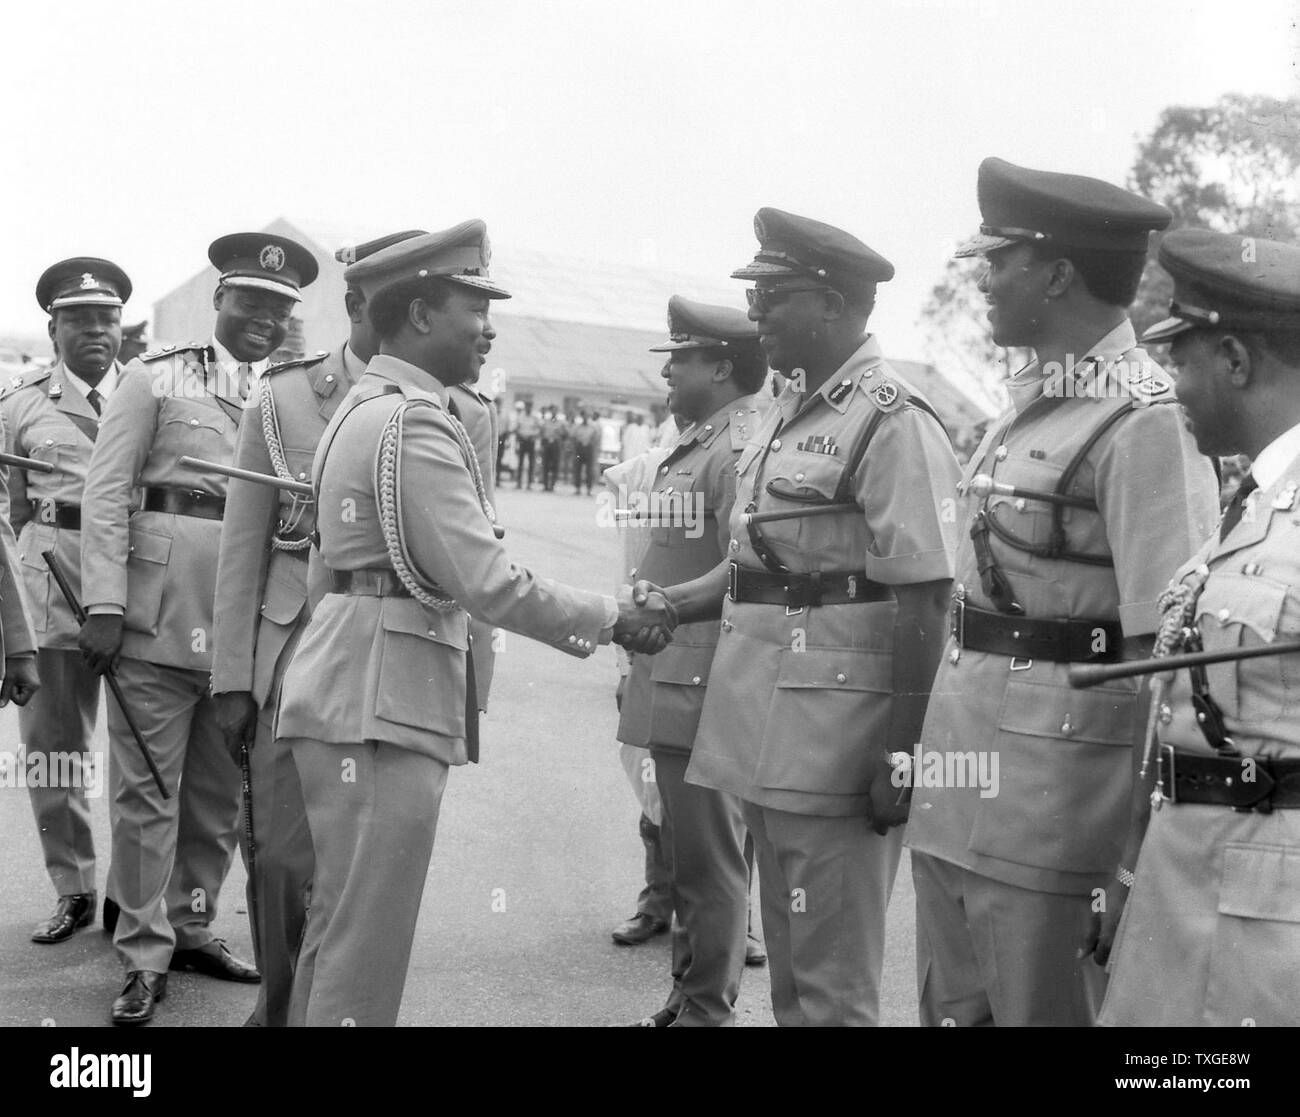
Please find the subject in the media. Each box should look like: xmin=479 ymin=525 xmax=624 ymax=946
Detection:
xmin=363 ymin=353 xmax=449 ymax=407
xmin=819 ymin=335 xmax=885 ymax=415
xmin=343 ymin=344 xmax=367 ymax=382
xmin=59 ymin=361 xmax=118 ymax=402
xmin=209 ymin=335 xmax=269 ymax=379
xmin=1011 ymin=319 xmax=1138 ymax=414
xmin=1250 ymin=420 xmax=1300 ymax=491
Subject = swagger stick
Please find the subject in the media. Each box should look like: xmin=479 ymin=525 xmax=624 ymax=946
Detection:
xmin=1068 ymin=639 xmax=1300 ymax=688
xmin=42 ymin=550 xmax=169 ymax=798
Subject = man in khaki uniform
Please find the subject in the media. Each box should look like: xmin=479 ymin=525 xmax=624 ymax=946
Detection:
xmin=0 ymin=413 xmax=41 ymax=713
xmin=4 ymin=259 xmax=130 ymax=944
xmin=79 ymin=232 xmax=319 ymax=1026
xmin=635 ymin=209 xmax=961 ymax=1026
xmin=212 ymin=230 xmax=422 ymax=1026
xmin=907 ymin=159 xmax=1220 ymax=1027
xmin=618 ymin=295 xmax=765 ymax=1027
xmin=1094 ymin=229 xmax=1300 ymax=1026
xmin=273 ymin=221 xmax=675 ymax=1027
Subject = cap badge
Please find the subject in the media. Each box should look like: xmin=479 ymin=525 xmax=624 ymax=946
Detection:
xmin=872 ymin=382 xmax=899 ymax=407
xmin=259 ymin=244 xmax=286 ymax=272
xmin=80 ymin=273 xmax=97 ymax=289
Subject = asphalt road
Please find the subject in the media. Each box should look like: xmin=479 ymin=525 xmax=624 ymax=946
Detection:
xmin=0 ymin=485 xmax=918 ymax=1027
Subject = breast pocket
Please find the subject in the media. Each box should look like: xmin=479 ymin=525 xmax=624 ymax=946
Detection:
xmin=25 ymin=421 xmax=78 ymax=473
xmin=123 ymin=524 xmax=173 ymax=636
xmin=1197 ymin=573 xmax=1294 ymax=727
xmin=373 ymin=606 xmax=469 ymax=736
xmin=763 ymin=456 xmax=849 ymax=555
xmin=158 ymin=401 xmax=231 ymax=461
xmin=650 ymin=468 xmax=699 ymax=549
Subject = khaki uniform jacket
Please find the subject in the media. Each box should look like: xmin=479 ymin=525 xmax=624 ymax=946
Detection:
xmin=907 ymin=321 xmax=1220 ymax=895
xmin=212 ymin=346 xmax=356 ymax=707
xmin=687 ymin=336 xmax=961 ymax=816
xmin=617 ymin=395 xmax=763 ymax=753
xmin=1 ymin=362 xmax=114 ymax=648
xmin=81 ymin=345 xmax=244 ymax=671
xmin=449 ymin=382 xmax=499 ymax=710
xmin=275 ymin=356 xmax=610 ymax=766
xmin=0 ymin=408 xmax=36 ymax=660
xmin=1101 ymin=449 xmax=1300 ymax=1027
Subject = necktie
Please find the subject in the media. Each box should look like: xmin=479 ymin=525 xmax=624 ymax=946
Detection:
xmin=1219 ymin=473 xmax=1258 ymax=541
xmin=86 ymin=388 xmax=102 ymax=416
xmin=237 ymin=363 xmax=252 ymax=402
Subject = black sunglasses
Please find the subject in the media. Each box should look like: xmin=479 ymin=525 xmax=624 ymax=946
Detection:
xmin=745 ymin=285 xmax=833 ymax=314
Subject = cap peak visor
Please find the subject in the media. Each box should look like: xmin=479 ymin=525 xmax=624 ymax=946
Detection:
xmin=1140 ymin=316 xmax=1195 ymax=344
xmin=220 ymin=274 xmax=303 ymax=302
xmin=443 ymin=273 xmax=511 ymax=299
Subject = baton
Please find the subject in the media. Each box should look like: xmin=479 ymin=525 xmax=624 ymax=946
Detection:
xmin=740 ymin=503 xmax=859 ymax=526
xmin=41 ymin=550 xmax=169 ymax=798
xmin=178 ymin=456 xmax=313 ymax=496
xmin=240 ymin=738 xmax=259 ymax=953
xmin=1068 ymin=639 xmax=1300 ymax=688
xmin=0 ymin=451 xmax=56 ymax=474
xmin=968 ymin=474 xmax=1094 ymax=510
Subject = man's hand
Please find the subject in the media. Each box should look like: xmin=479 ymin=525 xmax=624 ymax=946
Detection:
xmin=78 ymin=615 xmax=124 ymax=676
xmin=614 ymin=582 xmax=677 ymax=653
xmin=864 ymin=748 xmax=911 ymax=836
xmin=1080 ymin=876 xmax=1129 ymax=967
xmin=214 ymin=691 xmax=258 ymax=763
xmin=0 ymin=656 xmax=41 ymax=707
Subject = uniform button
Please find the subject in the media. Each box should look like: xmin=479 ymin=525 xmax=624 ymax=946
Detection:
xmin=836 ymin=672 xmax=847 ymax=684
xmin=1217 ymin=608 xmax=1231 ymax=623
xmin=795 ymin=472 xmax=805 ymax=482
xmin=568 ymin=634 xmax=577 ymax=644
xmin=691 ymin=675 xmax=702 ymax=685
xmin=324 ymin=374 xmax=335 ymax=383
xmin=664 ymin=486 xmax=674 ymax=495
xmin=771 ymin=439 xmax=782 ymax=451
xmin=949 ymin=648 xmax=960 ymax=665
xmin=721 ymin=620 xmax=733 ymax=633
xmin=994 ymin=446 xmax=1008 ymax=461
xmin=1014 ymin=499 xmax=1026 ymax=512
xmin=728 ymin=539 xmax=739 ymax=552
xmin=190 ymin=418 xmax=200 ymax=427
xmin=1061 ymin=719 xmax=1073 ymax=736
xmin=704 ymin=425 xmax=713 ymax=433
xmin=45 ymin=438 xmax=54 ymax=446
xmin=660 ymin=465 xmax=669 ymax=474
xmin=1158 ymin=703 xmax=1173 ymax=724
xmin=298 ymin=472 xmax=308 ymax=481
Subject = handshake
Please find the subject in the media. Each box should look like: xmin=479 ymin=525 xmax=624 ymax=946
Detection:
xmin=612 ymin=581 xmax=677 ymax=654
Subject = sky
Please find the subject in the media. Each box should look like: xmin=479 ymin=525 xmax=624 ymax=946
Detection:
xmin=2 ymin=0 xmax=1296 ymax=363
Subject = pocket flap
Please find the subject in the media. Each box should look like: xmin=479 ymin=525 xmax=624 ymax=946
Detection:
xmin=128 ymin=527 xmax=172 ymax=565
xmin=1197 ymin=573 xmax=1289 ymax=644
xmin=380 ymin=602 xmax=467 ymax=649
xmin=259 ymin=567 xmax=306 ymax=625
xmin=1219 ymin=844 xmax=1300 ymax=923
xmin=649 ymin=641 xmax=717 ymax=686
xmin=775 ymin=647 xmax=890 ymax=692
xmin=996 ymin=678 xmax=1136 ymax=747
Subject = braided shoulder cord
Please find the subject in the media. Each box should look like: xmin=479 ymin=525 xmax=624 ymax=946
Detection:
xmin=1139 ymin=566 xmax=1211 ymax=777
xmin=259 ymin=381 xmax=313 ymax=551
xmin=445 ymin=407 xmax=500 ymax=535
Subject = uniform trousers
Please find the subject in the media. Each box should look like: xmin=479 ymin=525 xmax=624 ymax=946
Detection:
xmin=651 ymin=748 xmax=749 ymax=1026
xmin=540 ymin=441 xmax=561 ymax=490
xmin=287 ymin=738 xmax=449 ymax=1027
xmin=636 ymin=811 xmax=673 ymax=923
xmin=241 ymin=708 xmax=314 ymax=1027
xmin=107 ymin=657 xmax=241 ymax=973
xmin=912 ymin=850 xmax=1106 ymax=1026
xmin=744 ymin=802 xmax=902 ymax=1026
xmin=515 ymin=436 xmax=536 ymax=487
xmin=22 ymin=647 xmax=102 ymax=896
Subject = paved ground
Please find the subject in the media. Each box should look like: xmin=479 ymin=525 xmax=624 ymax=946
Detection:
xmin=0 ymin=485 xmax=917 ymax=1027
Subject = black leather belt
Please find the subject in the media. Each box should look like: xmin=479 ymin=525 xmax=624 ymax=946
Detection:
xmin=727 ymin=561 xmax=891 ymax=607
xmin=953 ymin=599 xmax=1120 ymax=663
xmin=1157 ymin=745 xmax=1300 ymax=811
xmin=330 ymin=568 xmax=411 ymax=597
xmin=28 ymin=500 xmax=80 ymax=530
xmin=142 ymin=487 xmax=226 ymax=521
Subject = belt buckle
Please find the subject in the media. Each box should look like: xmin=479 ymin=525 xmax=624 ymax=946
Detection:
xmin=1156 ymin=743 xmax=1177 ymax=806
xmin=1009 ymin=657 xmax=1033 ymax=671
xmin=727 ymin=561 xmax=739 ymax=602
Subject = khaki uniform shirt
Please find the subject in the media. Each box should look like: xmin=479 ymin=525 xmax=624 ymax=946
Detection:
xmin=617 ymin=394 xmax=764 ymax=753
xmin=907 ymin=321 xmax=1221 ymax=895
xmin=81 ymin=344 xmax=245 ymax=671
xmin=1 ymin=362 xmax=116 ymax=647
xmin=687 ymin=336 xmax=961 ymax=816
xmin=275 ymin=356 xmax=611 ymax=766
xmin=212 ymin=346 xmax=356 ymax=708
xmin=0 ymin=408 xmax=36 ymax=660
xmin=1102 ymin=443 xmax=1300 ymax=1027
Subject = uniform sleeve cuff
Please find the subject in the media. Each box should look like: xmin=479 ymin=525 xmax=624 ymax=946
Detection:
xmin=86 ymin=604 xmax=125 ymax=616
xmin=864 ymin=548 xmax=955 ymax=586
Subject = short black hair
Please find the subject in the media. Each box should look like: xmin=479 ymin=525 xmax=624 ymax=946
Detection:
xmin=837 ymin=282 xmax=877 ymax=320
xmin=367 ymin=276 xmax=453 ymax=339
xmin=702 ymin=340 xmax=768 ymax=394
xmin=1242 ymin=328 xmax=1300 ymax=369
xmin=1031 ymin=241 xmax=1147 ymax=307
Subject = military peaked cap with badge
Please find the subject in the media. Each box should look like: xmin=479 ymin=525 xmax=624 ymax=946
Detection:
xmin=955 ymin=157 xmax=1172 ymax=258
xmin=1142 ymin=227 xmax=1300 ymax=343
xmin=344 ymin=219 xmax=511 ymax=300
xmin=648 ymin=295 xmax=758 ymax=352
xmin=732 ymin=207 xmax=895 ymax=295
xmin=208 ymin=232 xmax=319 ymax=302
xmin=35 ymin=257 xmax=132 ymax=312
xmin=334 ymin=229 xmax=430 ymax=266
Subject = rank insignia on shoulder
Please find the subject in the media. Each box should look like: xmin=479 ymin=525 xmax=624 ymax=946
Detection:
xmin=1129 ymin=369 xmax=1171 ymax=397
xmin=868 ymin=380 xmax=902 ymax=411
xmin=48 ymin=383 xmax=62 ymax=398
xmin=827 ymin=378 xmax=854 ymax=404
xmin=8 ymin=375 xmax=23 ymax=390
xmin=1272 ymin=482 xmax=1298 ymax=511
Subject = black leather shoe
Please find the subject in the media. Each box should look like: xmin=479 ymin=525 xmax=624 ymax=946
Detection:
xmin=611 ymin=913 xmax=668 ymax=946
xmin=169 ymin=939 xmax=261 ymax=983
xmin=31 ymin=892 xmax=96 ymax=944
xmin=745 ymin=933 xmax=767 ymax=967
xmin=102 ymin=896 xmax=120 ymax=934
xmin=625 ymin=1007 xmax=677 ymax=1027
xmin=111 ymin=971 xmax=167 ymax=1026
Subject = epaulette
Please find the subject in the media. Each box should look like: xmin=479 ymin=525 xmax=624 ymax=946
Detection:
xmin=139 ymin=343 xmax=206 ymax=363
xmin=860 ymin=375 xmax=907 ymax=414
xmin=266 ymin=350 xmax=329 ymax=376
xmin=0 ymin=365 xmax=52 ymax=400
